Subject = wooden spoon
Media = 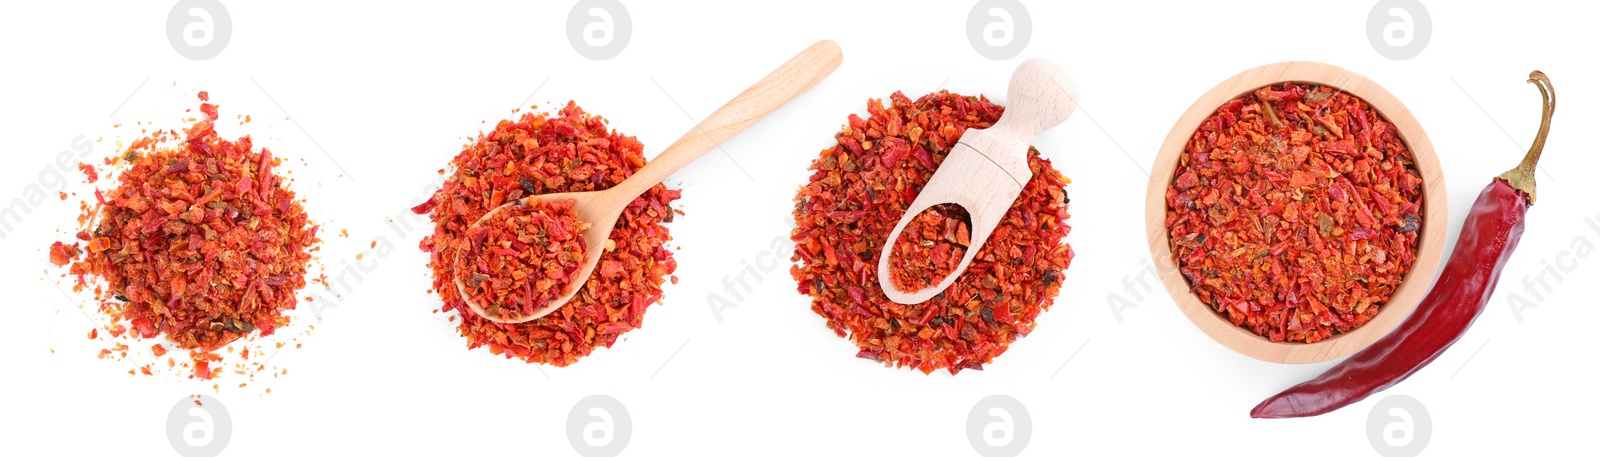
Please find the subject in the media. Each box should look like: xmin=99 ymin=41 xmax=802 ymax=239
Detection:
xmin=876 ymin=58 xmax=1078 ymax=304
xmin=456 ymin=40 xmax=843 ymax=324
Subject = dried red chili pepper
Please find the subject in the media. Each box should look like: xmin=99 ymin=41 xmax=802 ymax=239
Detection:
xmin=455 ymin=199 xmax=590 ymax=321
xmin=416 ymin=102 xmax=680 ymax=366
xmin=791 ymin=91 xmax=1073 ymax=375
xmin=1253 ymin=71 xmax=1558 ymax=418
xmin=1166 ymin=83 xmax=1423 ymax=343
xmin=55 ymin=94 xmax=319 ymax=379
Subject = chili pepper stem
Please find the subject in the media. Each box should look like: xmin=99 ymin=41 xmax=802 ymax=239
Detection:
xmin=1496 ymin=70 xmax=1556 ymax=204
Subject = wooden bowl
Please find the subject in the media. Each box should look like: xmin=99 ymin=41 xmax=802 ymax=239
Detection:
xmin=1144 ymin=61 xmax=1448 ymax=364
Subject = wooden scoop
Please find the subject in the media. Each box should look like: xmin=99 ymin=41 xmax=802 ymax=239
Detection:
xmin=457 ymin=40 xmax=843 ymax=323
xmin=876 ymin=58 xmax=1078 ymax=304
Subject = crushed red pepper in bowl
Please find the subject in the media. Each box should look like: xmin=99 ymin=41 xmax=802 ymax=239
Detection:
xmin=886 ymin=204 xmax=971 ymax=292
xmin=791 ymin=91 xmax=1073 ymax=375
xmin=1165 ymin=82 xmax=1423 ymax=343
xmin=53 ymin=93 xmax=320 ymax=379
xmin=415 ymin=102 xmax=680 ymax=366
xmin=455 ymin=199 xmax=590 ymax=321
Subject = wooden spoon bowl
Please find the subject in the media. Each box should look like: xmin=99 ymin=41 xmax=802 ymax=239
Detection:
xmin=1144 ymin=61 xmax=1448 ymax=364
xmin=456 ymin=40 xmax=843 ymax=324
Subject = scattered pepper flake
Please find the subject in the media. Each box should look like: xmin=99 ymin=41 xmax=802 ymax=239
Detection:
xmin=49 ymin=242 xmax=82 ymax=267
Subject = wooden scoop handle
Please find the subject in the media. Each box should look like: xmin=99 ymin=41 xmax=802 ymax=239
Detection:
xmin=990 ymin=58 xmax=1078 ymax=147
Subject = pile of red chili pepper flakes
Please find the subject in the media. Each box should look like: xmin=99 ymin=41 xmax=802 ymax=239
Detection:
xmin=791 ymin=91 xmax=1073 ymax=375
xmin=50 ymin=92 xmax=321 ymax=380
xmin=1166 ymin=83 xmax=1423 ymax=343
xmin=887 ymin=204 xmax=971 ymax=291
xmin=456 ymin=199 xmax=590 ymax=321
xmin=415 ymin=102 xmax=680 ymax=366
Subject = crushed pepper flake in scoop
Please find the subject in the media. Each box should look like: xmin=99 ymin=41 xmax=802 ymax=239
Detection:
xmin=791 ymin=91 xmax=1073 ymax=375
xmin=887 ymin=204 xmax=971 ymax=292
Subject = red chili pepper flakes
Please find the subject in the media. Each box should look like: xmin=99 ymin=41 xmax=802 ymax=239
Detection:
xmin=1165 ymin=83 xmax=1423 ymax=343
xmin=887 ymin=204 xmax=971 ymax=291
xmin=78 ymin=163 xmax=99 ymax=183
xmin=415 ymin=101 xmax=680 ymax=366
xmin=52 ymin=93 xmax=321 ymax=381
xmin=49 ymin=241 xmax=82 ymax=266
xmin=790 ymin=91 xmax=1074 ymax=375
xmin=457 ymin=199 xmax=590 ymax=321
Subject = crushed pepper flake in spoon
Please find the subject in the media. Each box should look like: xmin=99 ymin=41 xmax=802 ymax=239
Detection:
xmin=455 ymin=199 xmax=590 ymax=322
xmin=415 ymin=102 xmax=680 ymax=366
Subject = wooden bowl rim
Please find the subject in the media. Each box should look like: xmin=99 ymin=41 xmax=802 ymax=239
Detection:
xmin=1144 ymin=61 xmax=1449 ymax=364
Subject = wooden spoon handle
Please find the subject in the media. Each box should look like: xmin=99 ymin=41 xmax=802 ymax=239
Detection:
xmin=615 ymin=40 xmax=844 ymax=197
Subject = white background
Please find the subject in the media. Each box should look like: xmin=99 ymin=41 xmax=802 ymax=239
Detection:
xmin=2 ymin=0 xmax=1597 ymax=455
